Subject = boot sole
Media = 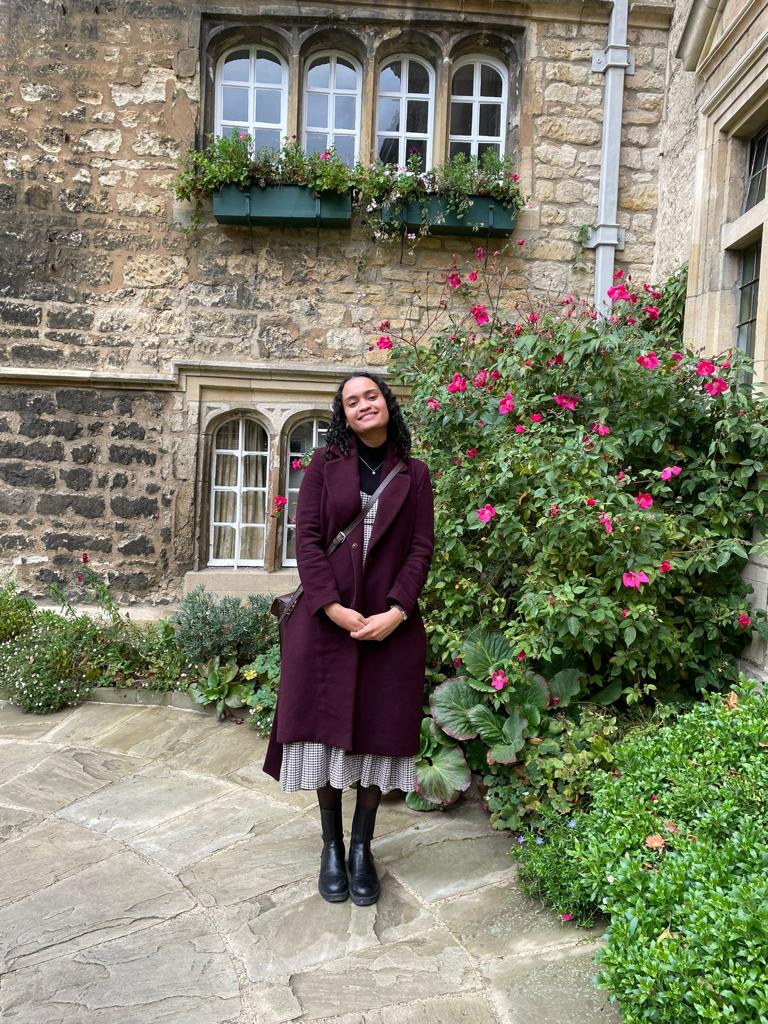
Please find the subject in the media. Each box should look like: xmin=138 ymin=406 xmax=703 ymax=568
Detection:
xmin=350 ymin=888 xmax=380 ymax=906
xmin=319 ymin=887 xmax=350 ymax=902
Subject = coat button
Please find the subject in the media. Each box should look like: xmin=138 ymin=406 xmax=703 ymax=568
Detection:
xmin=352 ymin=542 xmax=358 ymax=549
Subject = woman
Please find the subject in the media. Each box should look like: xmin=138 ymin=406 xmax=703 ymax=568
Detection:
xmin=263 ymin=372 xmax=434 ymax=906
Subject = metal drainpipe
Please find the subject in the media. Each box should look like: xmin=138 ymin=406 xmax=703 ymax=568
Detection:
xmin=585 ymin=0 xmax=635 ymax=314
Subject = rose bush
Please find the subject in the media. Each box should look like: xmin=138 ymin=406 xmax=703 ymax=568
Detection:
xmin=382 ymin=254 xmax=768 ymax=817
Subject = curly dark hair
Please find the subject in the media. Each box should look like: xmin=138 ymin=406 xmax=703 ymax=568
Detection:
xmin=324 ymin=372 xmax=411 ymax=461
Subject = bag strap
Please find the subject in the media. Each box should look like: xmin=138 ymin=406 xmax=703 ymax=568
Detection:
xmin=323 ymin=459 xmax=406 ymax=559
xmin=281 ymin=459 xmax=406 ymax=620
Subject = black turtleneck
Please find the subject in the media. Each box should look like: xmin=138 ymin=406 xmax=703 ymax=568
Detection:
xmin=357 ymin=436 xmax=389 ymax=495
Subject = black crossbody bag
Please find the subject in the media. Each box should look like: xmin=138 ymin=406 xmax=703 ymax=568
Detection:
xmin=269 ymin=459 xmax=406 ymax=627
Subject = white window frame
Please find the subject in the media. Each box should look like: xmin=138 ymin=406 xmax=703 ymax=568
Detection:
xmin=214 ymin=44 xmax=288 ymax=147
xmin=209 ymin=416 xmax=270 ymax=568
xmin=375 ymin=54 xmax=435 ymax=168
xmin=449 ymin=54 xmax=508 ymax=159
xmin=302 ymin=50 xmax=362 ymax=164
xmin=282 ymin=417 xmax=329 ymax=567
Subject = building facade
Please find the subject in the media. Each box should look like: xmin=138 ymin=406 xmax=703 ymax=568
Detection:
xmin=0 ymin=0 xmax=766 ymax=674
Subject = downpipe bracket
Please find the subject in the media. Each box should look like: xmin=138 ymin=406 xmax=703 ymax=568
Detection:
xmin=592 ymin=45 xmax=635 ymax=74
xmin=583 ymin=224 xmax=626 ymax=251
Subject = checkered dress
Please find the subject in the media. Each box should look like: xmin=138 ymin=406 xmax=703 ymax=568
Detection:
xmin=279 ymin=489 xmax=418 ymax=795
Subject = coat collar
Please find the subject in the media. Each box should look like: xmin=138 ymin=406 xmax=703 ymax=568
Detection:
xmin=324 ymin=432 xmax=410 ymax=556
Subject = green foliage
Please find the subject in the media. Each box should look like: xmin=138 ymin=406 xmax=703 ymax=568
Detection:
xmin=0 ymin=576 xmax=36 ymax=644
xmin=0 ymin=611 xmax=102 ymax=713
xmin=515 ymin=684 xmax=768 ymax=1024
xmin=406 ymin=715 xmax=472 ymax=810
xmin=387 ymin=258 xmax=768 ymax=706
xmin=188 ymin=657 xmax=252 ymax=720
xmin=652 ymin=263 xmax=687 ymax=344
xmin=243 ymin=643 xmax=281 ymax=736
xmin=170 ymin=586 xmax=277 ymax=667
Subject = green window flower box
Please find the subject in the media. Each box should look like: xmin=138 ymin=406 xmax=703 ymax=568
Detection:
xmin=383 ymin=195 xmax=517 ymax=237
xmin=213 ymin=184 xmax=353 ymax=228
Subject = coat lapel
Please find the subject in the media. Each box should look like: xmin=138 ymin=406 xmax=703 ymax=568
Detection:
xmin=323 ymin=433 xmax=362 ymax=539
xmin=364 ymin=443 xmax=410 ymax=559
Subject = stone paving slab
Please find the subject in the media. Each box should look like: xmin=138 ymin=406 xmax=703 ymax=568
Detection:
xmin=0 ymin=700 xmax=621 ymax=1024
xmin=1 ymin=912 xmax=241 ymax=1024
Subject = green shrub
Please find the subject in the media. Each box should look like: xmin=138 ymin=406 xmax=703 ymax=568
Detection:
xmin=92 ymin=618 xmax=194 ymax=692
xmin=0 ymin=578 xmax=36 ymax=644
xmin=1 ymin=611 xmax=103 ymax=713
xmin=516 ymin=684 xmax=768 ymax=1024
xmin=170 ymin=586 xmax=277 ymax=667
xmin=243 ymin=644 xmax=281 ymax=736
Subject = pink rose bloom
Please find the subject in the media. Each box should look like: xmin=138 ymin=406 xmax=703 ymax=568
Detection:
xmin=721 ymin=359 xmax=731 ymax=369
xmin=490 ymin=369 xmax=501 ymax=381
xmin=530 ymin=413 xmax=542 ymax=423
xmin=528 ymin=311 xmax=539 ymax=324
xmin=466 ymin=448 xmax=478 ymax=458
xmin=453 ymin=656 xmax=463 ymax=667
xmin=477 ymin=503 xmax=497 ymax=523
xmin=550 ymin=504 xmax=559 ymax=516
xmin=291 ymin=458 xmax=303 ymax=470
xmin=620 ymin=607 xmax=629 ymax=619
xmin=593 ymin=423 xmax=611 ymax=436
xmin=738 ymin=612 xmax=752 ymax=628
xmin=499 ymin=392 xmax=516 ymax=415
xmin=637 ymin=352 xmax=660 ymax=369
xmin=475 ymin=246 xmax=485 ymax=261
xmin=515 ymin=424 xmax=526 ymax=434
xmin=467 ymin=270 xmax=478 ymax=282
xmin=377 ymin=335 xmax=393 ymax=350
xmin=617 ymin=471 xmax=626 ymax=481
xmin=697 ymin=359 xmax=716 ymax=377
xmin=512 ymin=323 xmax=522 ymax=336
xmin=447 ymin=373 xmax=467 ymax=394
xmin=586 ymin=498 xmax=596 ymax=506
xmin=704 ymin=377 xmax=729 ymax=396
xmin=562 ymin=295 xmax=575 ymax=305
xmin=644 ymin=305 xmax=660 ymax=320
xmin=599 ymin=512 xmax=613 ymax=533
xmin=622 ymin=571 xmax=650 ymax=588
xmin=635 ymin=493 xmax=654 ymax=509
xmin=671 ymin=352 xmax=683 ymax=362
xmin=614 ymin=269 xmax=624 ymax=279
xmin=273 ymin=495 xmax=287 ymax=509
xmin=517 ymin=238 xmax=525 ymax=246
xmin=427 ymin=397 xmax=441 ymax=411
xmin=560 ymin=914 xmax=574 ymax=923
xmin=627 ymin=317 xmax=637 ymax=325
xmin=319 ymin=151 xmax=331 ymax=160
xmin=659 ymin=560 xmax=672 ymax=573
xmin=553 ymin=394 xmax=580 ymax=411
xmin=490 ymin=669 xmax=508 ymax=690
xmin=471 ymin=304 xmax=490 ymax=326
xmin=473 ymin=369 xmax=488 ymax=388
xmin=517 ymin=651 xmax=526 ymax=661
xmin=446 ymin=272 xmax=462 ymax=288
xmin=607 ymin=284 xmax=630 ymax=302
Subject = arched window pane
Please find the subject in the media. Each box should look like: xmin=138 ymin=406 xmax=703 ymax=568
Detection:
xmin=375 ymin=56 xmax=434 ymax=168
xmin=255 ymin=49 xmax=282 ymax=85
xmin=283 ymin=418 xmax=329 ymax=566
xmin=209 ymin=416 xmax=269 ymax=567
xmin=223 ymin=50 xmax=249 ymax=82
xmin=303 ymin=52 xmax=360 ymax=166
xmin=215 ymin=45 xmax=287 ymax=149
xmin=307 ymin=57 xmax=330 ymax=89
xmin=449 ymin=58 xmax=507 ymax=158
xmin=408 ymin=62 xmax=429 ymax=94
xmin=480 ymin=64 xmax=503 ymax=97
xmin=380 ymin=61 xmax=401 ymax=93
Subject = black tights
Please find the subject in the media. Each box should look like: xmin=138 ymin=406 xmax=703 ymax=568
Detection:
xmin=316 ymin=782 xmax=381 ymax=812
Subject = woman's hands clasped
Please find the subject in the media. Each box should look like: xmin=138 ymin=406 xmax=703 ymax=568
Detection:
xmin=323 ymin=602 xmax=402 ymax=642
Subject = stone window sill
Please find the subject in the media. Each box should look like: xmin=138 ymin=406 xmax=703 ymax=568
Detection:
xmin=183 ymin=567 xmax=299 ymax=600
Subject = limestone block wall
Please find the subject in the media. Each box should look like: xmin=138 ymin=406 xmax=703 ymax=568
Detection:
xmin=0 ymin=0 xmax=674 ymax=600
xmin=0 ymin=385 xmax=180 ymax=601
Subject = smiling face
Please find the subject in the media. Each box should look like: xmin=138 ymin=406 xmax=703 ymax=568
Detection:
xmin=341 ymin=376 xmax=390 ymax=445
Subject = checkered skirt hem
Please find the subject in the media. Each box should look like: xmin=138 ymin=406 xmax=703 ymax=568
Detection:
xmin=279 ymin=741 xmax=418 ymax=794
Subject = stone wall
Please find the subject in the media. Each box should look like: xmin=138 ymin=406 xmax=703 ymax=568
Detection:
xmin=0 ymin=0 xmax=674 ymax=599
xmin=0 ymin=385 xmax=179 ymax=601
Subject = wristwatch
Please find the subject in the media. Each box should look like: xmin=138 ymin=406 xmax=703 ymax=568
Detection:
xmin=391 ymin=603 xmax=408 ymax=622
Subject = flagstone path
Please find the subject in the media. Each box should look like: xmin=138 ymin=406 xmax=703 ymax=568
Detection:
xmin=0 ymin=699 xmax=622 ymax=1024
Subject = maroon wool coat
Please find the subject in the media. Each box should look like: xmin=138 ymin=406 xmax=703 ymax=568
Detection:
xmin=262 ymin=433 xmax=435 ymax=781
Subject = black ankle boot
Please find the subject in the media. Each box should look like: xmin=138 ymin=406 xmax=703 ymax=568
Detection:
xmin=348 ymin=805 xmax=380 ymax=906
xmin=318 ymin=806 xmax=349 ymax=902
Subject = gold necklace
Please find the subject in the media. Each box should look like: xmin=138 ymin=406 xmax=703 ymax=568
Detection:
xmin=359 ymin=454 xmax=385 ymax=475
